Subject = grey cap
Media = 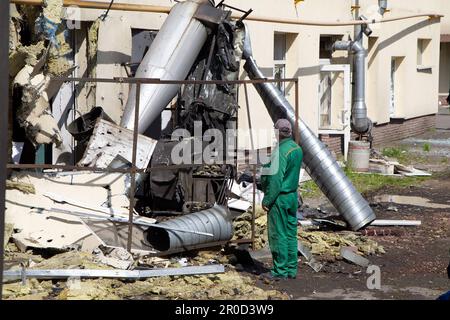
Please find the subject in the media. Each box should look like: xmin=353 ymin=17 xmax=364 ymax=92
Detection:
xmin=274 ymin=119 xmax=292 ymax=139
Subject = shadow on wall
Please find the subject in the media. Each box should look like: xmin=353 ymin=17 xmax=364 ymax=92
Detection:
xmin=368 ymin=18 xmax=440 ymax=67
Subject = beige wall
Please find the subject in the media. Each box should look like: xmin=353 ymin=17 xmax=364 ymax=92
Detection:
xmin=72 ymin=0 xmax=443 ymax=149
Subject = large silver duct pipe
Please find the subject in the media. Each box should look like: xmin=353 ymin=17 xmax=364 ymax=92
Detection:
xmin=242 ymin=29 xmax=375 ymax=230
xmin=121 ymin=0 xmax=210 ymax=133
xmin=144 ymin=205 xmax=233 ymax=252
xmin=333 ymin=40 xmax=371 ymax=134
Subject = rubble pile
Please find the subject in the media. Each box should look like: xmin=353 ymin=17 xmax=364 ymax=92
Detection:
xmin=2 ymin=244 xmax=287 ymax=300
xmin=9 ymin=1 xmax=74 ymax=148
xmin=3 ymin=271 xmax=288 ymax=300
xmin=232 ymin=205 xmax=268 ymax=250
xmin=298 ymin=230 xmax=385 ymax=261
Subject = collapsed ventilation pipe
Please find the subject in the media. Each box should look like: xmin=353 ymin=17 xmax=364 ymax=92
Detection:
xmin=144 ymin=205 xmax=233 ymax=252
xmin=120 ymin=0 xmax=210 ymax=132
xmin=332 ymin=40 xmax=372 ymax=134
xmin=242 ymin=26 xmax=375 ymax=231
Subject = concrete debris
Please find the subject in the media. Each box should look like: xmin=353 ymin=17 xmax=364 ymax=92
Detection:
xmin=298 ymin=231 xmax=385 ymax=261
xmin=92 ymin=247 xmax=134 ymax=270
xmin=9 ymin=2 xmax=73 ymax=146
xmin=14 ymin=65 xmax=63 ymax=146
xmin=5 ymin=171 xmax=133 ymax=252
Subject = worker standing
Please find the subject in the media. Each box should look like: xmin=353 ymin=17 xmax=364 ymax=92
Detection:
xmin=261 ymin=119 xmax=303 ymax=281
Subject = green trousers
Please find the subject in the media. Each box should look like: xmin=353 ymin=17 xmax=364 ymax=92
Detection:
xmin=267 ymin=192 xmax=298 ymax=278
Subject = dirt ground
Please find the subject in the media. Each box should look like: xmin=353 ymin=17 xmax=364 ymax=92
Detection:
xmin=247 ymin=120 xmax=450 ymax=300
xmin=3 ymin=114 xmax=450 ymax=301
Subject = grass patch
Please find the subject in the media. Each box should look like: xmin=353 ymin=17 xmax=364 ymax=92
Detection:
xmin=422 ymin=143 xmax=431 ymax=152
xmin=300 ymin=180 xmax=321 ymax=198
xmin=300 ymin=169 xmax=430 ymax=199
xmin=382 ymin=146 xmax=409 ymax=162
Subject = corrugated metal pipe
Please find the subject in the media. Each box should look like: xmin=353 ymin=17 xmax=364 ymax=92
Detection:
xmin=332 ymin=40 xmax=372 ymax=134
xmin=242 ymin=26 xmax=375 ymax=230
xmin=144 ymin=205 xmax=233 ymax=252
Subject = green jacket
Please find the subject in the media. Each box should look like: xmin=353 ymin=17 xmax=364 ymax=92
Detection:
xmin=261 ymin=138 xmax=303 ymax=208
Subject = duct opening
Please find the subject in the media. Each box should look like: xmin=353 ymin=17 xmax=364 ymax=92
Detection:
xmin=145 ymin=226 xmax=171 ymax=251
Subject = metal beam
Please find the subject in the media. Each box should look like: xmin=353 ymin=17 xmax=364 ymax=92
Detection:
xmin=0 ymin=0 xmax=10 ymax=300
xmin=3 ymin=265 xmax=225 ymax=281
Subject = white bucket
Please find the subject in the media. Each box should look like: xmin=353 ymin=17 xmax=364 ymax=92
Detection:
xmin=348 ymin=141 xmax=370 ymax=172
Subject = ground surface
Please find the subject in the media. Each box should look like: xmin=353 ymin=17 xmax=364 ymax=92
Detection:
xmin=3 ymin=111 xmax=450 ymax=301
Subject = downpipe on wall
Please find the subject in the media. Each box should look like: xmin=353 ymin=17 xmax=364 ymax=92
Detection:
xmin=332 ymin=39 xmax=372 ymax=135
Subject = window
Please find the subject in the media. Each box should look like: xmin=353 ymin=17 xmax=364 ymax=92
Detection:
xmin=417 ymin=38 xmax=431 ymax=67
xmin=274 ymin=33 xmax=287 ymax=95
xmin=319 ymin=72 xmax=332 ymax=127
xmin=319 ymin=35 xmax=343 ymax=60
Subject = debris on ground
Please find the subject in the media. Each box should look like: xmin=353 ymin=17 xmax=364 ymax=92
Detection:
xmin=5 ymin=180 xmax=36 ymax=194
xmin=2 ymin=263 xmax=287 ymax=300
xmin=232 ymin=205 xmax=268 ymax=250
xmin=298 ymin=230 xmax=385 ymax=262
xmin=4 ymin=223 xmax=14 ymax=250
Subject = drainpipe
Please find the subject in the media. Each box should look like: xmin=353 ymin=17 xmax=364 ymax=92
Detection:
xmin=333 ymin=39 xmax=372 ymax=134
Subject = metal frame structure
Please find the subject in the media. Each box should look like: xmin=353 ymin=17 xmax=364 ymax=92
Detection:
xmin=2 ymin=76 xmax=299 ymax=289
xmin=0 ymin=0 xmax=10 ymax=299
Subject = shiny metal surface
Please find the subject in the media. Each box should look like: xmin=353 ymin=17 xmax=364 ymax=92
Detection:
xmin=121 ymin=0 xmax=209 ymax=132
xmin=145 ymin=205 xmax=233 ymax=252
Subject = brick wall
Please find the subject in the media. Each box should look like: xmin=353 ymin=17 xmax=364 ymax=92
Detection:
xmin=319 ymin=114 xmax=436 ymax=156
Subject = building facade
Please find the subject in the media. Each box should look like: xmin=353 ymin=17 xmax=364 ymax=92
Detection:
xmin=62 ymin=0 xmax=447 ymax=158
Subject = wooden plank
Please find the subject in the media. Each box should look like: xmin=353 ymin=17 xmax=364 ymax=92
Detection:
xmin=78 ymin=119 xmax=157 ymax=169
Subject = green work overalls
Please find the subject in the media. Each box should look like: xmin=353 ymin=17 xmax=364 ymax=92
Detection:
xmin=261 ymin=138 xmax=303 ymax=278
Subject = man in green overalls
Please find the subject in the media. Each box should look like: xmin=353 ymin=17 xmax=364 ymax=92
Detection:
xmin=261 ymin=119 xmax=303 ymax=280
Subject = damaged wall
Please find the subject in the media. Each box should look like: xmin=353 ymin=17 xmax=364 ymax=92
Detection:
xmin=9 ymin=1 xmax=74 ymax=157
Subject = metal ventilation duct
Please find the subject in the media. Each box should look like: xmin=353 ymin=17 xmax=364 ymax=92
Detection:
xmin=144 ymin=205 xmax=233 ymax=252
xmin=121 ymin=0 xmax=210 ymax=133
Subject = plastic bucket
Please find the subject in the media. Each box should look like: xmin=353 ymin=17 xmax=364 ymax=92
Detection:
xmin=67 ymin=107 xmax=113 ymax=142
xmin=348 ymin=141 xmax=370 ymax=172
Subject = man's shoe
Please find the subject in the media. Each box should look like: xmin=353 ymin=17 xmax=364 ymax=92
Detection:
xmin=259 ymin=272 xmax=286 ymax=282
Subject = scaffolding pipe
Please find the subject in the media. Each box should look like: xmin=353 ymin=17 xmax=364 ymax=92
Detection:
xmin=242 ymin=26 xmax=375 ymax=231
xmin=10 ymin=0 xmax=442 ymax=26
xmin=0 ymin=0 xmax=9 ymax=299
